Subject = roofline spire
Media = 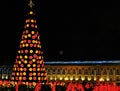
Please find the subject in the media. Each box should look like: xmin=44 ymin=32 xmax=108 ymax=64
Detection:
xmin=28 ymin=0 xmax=35 ymax=8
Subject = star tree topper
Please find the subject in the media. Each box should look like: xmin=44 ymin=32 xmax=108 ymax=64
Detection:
xmin=28 ymin=0 xmax=35 ymax=8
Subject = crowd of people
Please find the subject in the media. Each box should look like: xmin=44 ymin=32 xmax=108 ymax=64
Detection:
xmin=0 ymin=80 xmax=120 ymax=91
xmin=65 ymin=81 xmax=120 ymax=91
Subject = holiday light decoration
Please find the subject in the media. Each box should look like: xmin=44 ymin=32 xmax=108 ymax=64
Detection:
xmin=11 ymin=0 xmax=47 ymax=84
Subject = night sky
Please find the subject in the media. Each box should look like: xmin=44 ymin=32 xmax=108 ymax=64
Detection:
xmin=0 ymin=0 xmax=120 ymax=65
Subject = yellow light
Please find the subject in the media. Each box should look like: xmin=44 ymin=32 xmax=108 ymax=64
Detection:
xmin=20 ymin=55 xmax=22 ymax=59
xmin=32 ymin=59 xmax=36 ymax=62
xmin=16 ymin=72 xmax=19 ymax=76
xmin=24 ymin=60 xmax=27 ymax=64
xmin=29 ymin=11 xmax=33 ymax=14
xmin=27 ymin=64 xmax=31 ymax=67
xmin=23 ymin=44 xmax=25 ymax=47
xmin=37 ymin=68 xmax=40 ymax=71
xmin=40 ymin=45 xmax=41 ymax=48
xmin=70 ymin=77 xmax=73 ymax=80
xmin=50 ymin=77 xmax=53 ymax=80
xmin=35 ymin=50 xmax=38 ymax=53
xmin=21 ymin=40 xmax=23 ymax=43
xmin=23 ymin=72 xmax=26 ymax=75
xmin=106 ymin=77 xmax=109 ymax=81
xmin=37 ymin=45 xmax=40 ymax=48
xmin=18 ymin=50 xmax=20 ymax=54
xmin=35 ymin=25 xmax=37 ymax=28
xmin=39 ymin=56 xmax=41 ymax=59
xmin=20 ymin=68 xmax=23 ymax=71
xmin=33 ymin=82 xmax=36 ymax=86
xmin=99 ymin=77 xmax=104 ymax=81
xmin=40 ymin=61 xmax=42 ymax=64
xmin=33 ymin=72 xmax=36 ymax=76
xmin=64 ymin=77 xmax=68 ymax=80
xmin=31 ymin=19 xmax=34 ymax=23
xmin=75 ymin=77 xmax=79 ymax=81
xmin=38 ymin=77 xmax=40 ymax=80
xmin=26 ymin=24 xmax=29 ymax=27
xmin=26 ymin=43 xmax=29 ymax=47
xmin=88 ymin=77 xmax=91 ymax=81
xmin=81 ymin=77 xmax=85 ymax=81
xmin=32 ymin=40 xmax=35 ymax=43
xmin=28 ymin=34 xmax=31 ymax=37
xmin=29 ymin=77 xmax=32 ymax=80
xmin=14 ymin=68 xmax=16 ymax=71
xmin=33 ymin=64 xmax=36 ymax=67
xmin=24 ymin=55 xmax=28 ymax=59
xmin=31 ymin=31 xmax=35 ymax=34
xmin=60 ymin=77 xmax=63 ymax=80
xmin=94 ymin=77 xmax=96 ymax=81
xmin=30 ymin=50 xmax=33 ymax=53
xmin=25 ymin=35 xmax=27 ymax=38
xmin=29 ymin=68 xmax=32 ymax=71
xmin=35 ymin=41 xmax=38 ymax=43
xmin=19 ymin=77 xmax=22 ymax=80
xmin=18 ymin=61 xmax=21 ymax=64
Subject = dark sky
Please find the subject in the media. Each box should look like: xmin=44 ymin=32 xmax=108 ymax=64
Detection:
xmin=0 ymin=0 xmax=120 ymax=65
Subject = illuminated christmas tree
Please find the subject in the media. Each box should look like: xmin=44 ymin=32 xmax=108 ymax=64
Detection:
xmin=11 ymin=0 xmax=47 ymax=84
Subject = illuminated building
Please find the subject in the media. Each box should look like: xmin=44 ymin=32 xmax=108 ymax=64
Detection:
xmin=45 ymin=61 xmax=120 ymax=83
xmin=0 ymin=61 xmax=120 ymax=83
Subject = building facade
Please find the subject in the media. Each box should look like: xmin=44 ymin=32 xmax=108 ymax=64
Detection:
xmin=0 ymin=61 xmax=120 ymax=83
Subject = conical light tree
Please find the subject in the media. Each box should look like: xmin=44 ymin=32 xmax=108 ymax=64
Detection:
xmin=11 ymin=0 xmax=47 ymax=84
